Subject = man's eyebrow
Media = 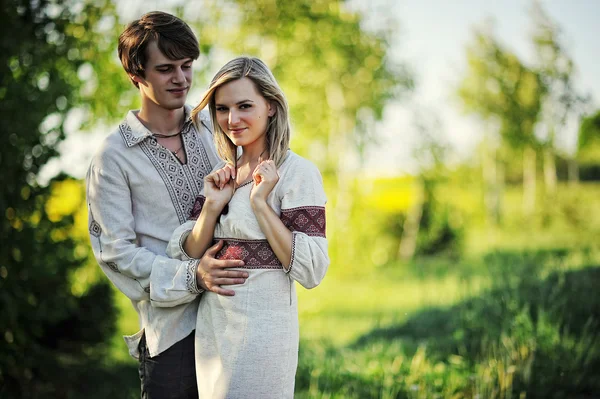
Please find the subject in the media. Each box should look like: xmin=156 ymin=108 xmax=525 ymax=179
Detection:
xmin=153 ymin=59 xmax=194 ymax=68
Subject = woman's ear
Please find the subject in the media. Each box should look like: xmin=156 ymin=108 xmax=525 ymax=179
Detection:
xmin=268 ymin=102 xmax=276 ymax=117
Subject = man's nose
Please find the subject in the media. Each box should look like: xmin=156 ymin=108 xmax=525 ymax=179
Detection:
xmin=172 ymin=67 xmax=186 ymax=83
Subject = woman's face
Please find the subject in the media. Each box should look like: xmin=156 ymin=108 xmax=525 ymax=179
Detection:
xmin=214 ymin=77 xmax=274 ymax=150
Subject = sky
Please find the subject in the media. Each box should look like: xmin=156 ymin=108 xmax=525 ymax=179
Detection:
xmin=358 ymin=0 xmax=600 ymax=175
xmin=41 ymin=0 xmax=600 ymax=181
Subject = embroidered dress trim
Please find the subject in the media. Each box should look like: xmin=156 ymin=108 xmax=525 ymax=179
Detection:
xmin=286 ymin=232 xmax=298 ymax=274
xmin=281 ymin=206 xmax=326 ymax=237
xmin=189 ymin=195 xmax=229 ymax=220
xmin=214 ymin=238 xmax=284 ymax=269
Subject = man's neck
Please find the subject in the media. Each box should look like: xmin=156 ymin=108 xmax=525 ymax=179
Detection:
xmin=136 ymin=101 xmax=186 ymax=136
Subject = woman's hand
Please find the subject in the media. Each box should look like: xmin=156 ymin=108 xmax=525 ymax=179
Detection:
xmin=250 ymin=160 xmax=279 ymax=207
xmin=204 ymin=164 xmax=235 ymax=211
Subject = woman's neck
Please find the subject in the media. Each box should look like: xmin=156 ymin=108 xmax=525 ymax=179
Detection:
xmin=239 ymin=140 xmax=267 ymax=166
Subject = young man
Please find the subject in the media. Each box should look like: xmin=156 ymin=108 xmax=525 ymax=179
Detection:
xmin=86 ymin=12 xmax=247 ymax=398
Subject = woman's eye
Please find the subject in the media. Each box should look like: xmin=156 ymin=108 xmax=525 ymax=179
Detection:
xmin=240 ymin=104 xmax=251 ymax=109
xmin=216 ymin=107 xmax=227 ymax=112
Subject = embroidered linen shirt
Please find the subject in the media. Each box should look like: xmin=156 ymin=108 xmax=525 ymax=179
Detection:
xmin=86 ymin=106 xmax=220 ymax=358
xmin=167 ymin=151 xmax=329 ymax=398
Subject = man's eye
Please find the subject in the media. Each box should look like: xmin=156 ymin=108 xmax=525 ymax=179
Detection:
xmin=157 ymin=68 xmax=170 ymax=73
xmin=182 ymin=65 xmax=192 ymax=69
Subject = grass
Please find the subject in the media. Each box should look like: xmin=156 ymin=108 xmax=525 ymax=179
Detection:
xmin=107 ymin=246 xmax=600 ymax=398
xmin=294 ymin=248 xmax=600 ymax=398
xmin=102 ymin=181 xmax=600 ymax=398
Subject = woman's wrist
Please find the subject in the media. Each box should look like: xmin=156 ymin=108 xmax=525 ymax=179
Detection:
xmin=204 ymin=197 xmax=227 ymax=213
xmin=250 ymin=197 xmax=268 ymax=213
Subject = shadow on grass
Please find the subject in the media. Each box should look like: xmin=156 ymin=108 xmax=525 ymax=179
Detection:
xmin=352 ymin=251 xmax=599 ymax=351
xmin=349 ymin=249 xmax=600 ymax=398
xmin=296 ymin=249 xmax=600 ymax=399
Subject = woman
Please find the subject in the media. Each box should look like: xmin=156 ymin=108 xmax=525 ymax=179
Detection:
xmin=166 ymin=56 xmax=329 ymax=398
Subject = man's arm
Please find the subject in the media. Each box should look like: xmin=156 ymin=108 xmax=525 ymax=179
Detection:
xmin=86 ymin=157 xmax=202 ymax=305
xmin=86 ymin=153 xmax=246 ymax=306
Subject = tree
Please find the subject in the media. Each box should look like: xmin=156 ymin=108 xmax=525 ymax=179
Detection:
xmin=0 ymin=1 xmax=136 ymax=396
xmin=577 ymin=110 xmax=600 ymax=181
xmin=398 ymin=110 xmax=463 ymax=260
xmin=458 ymin=27 xmax=545 ymax=218
xmin=181 ymin=0 xmax=413 ymax=265
xmin=530 ymin=0 xmax=589 ymax=192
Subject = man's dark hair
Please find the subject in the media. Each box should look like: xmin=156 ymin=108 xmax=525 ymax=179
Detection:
xmin=118 ymin=11 xmax=200 ymax=87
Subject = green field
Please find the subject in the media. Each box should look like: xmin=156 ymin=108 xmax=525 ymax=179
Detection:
xmin=107 ymin=182 xmax=600 ymax=398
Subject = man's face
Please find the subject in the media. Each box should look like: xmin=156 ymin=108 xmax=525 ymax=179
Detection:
xmin=133 ymin=40 xmax=193 ymax=110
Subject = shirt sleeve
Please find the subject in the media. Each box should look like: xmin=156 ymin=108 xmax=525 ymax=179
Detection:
xmin=279 ymin=157 xmax=329 ymax=289
xmin=86 ymin=152 xmax=202 ymax=307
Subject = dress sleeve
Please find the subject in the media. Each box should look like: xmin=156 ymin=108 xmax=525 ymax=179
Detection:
xmin=86 ymin=154 xmax=202 ymax=307
xmin=279 ymin=158 xmax=329 ymax=289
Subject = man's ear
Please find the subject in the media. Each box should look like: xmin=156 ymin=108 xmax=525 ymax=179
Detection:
xmin=130 ymin=74 xmax=145 ymax=86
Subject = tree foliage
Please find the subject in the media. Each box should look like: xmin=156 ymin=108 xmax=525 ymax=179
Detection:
xmin=183 ymin=0 xmax=412 ymax=177
xmin=0 ymin=0 xmax=133 ymax=396
xmin=577 ymin=110 xmax=600 ymax=181
xmin=458 ymin=28 xmax=544 ymax=153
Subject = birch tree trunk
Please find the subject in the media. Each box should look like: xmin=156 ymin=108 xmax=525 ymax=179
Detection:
xmin=568 ymin=158 xmax=579 ymax=185
xmin=523 ymin=146 xmax=537 ymax=216
xmin=482 ymin=145 xmax=503 ymax=225
xmin=398 ymin=181 xmax=424 ymax=261
xmin=543 ymin=147 xmax=557 ymax=195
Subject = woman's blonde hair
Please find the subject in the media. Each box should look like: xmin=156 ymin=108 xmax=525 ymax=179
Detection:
xmin=192 ymin=56 xmax=291 ymax=167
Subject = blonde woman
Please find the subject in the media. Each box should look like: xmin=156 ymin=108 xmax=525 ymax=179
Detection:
xmin=166 ymin=56 xmax=329 ymax=398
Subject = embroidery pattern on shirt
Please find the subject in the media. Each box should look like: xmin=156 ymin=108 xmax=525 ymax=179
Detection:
xmin=280 ymin=206 xmax=326 ymax=237
xmin=138 ymin=138 xmax=194 ymax=223
xmin=119 ymin=120 xmax=211 ymax=224
xmin=182 ymin=124 xmax=212 ymax=194
xmin=106 ymin=262 xmax=120 ymax=273
xmin=185 ymin=260 xmax=202 ymax=294
xmin=89 ymin=220 xmax=102 ymax=237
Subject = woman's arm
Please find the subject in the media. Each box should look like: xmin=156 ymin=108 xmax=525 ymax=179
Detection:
xmin=250 ymin=160 xmax=293 ymax=267
xmin=184 ymin=164 xmax=236 ymax=258
xmin=250 ymin=157 xmax=329 ymax=288
xmin=252 ymin=200 xmax=293 ymax=269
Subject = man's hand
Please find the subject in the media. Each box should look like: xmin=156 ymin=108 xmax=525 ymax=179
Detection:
xmin=196 ymin=240 xmax=247 ymax=296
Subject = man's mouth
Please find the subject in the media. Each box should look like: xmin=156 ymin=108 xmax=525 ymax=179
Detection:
xmin=168 ymin=87 xmax=189 ymax=93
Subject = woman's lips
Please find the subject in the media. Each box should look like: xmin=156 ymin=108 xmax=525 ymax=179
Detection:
xmin=229 ymin=128 xmax=246 ymax=135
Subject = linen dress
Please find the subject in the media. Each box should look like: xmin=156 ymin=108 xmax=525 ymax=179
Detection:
xmin=167 ymin=150 xmax=329 ymax=399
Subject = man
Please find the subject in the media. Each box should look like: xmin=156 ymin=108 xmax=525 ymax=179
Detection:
xmin=86 ymin=12 xmax=247 ymax=398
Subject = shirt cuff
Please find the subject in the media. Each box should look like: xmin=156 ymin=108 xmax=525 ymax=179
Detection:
xmin=186 ymin=259 xmax=205 ymax=294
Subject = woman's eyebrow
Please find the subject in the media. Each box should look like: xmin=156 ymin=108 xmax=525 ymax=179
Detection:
xmin=215 ymin=99 xmax=255 ymax=107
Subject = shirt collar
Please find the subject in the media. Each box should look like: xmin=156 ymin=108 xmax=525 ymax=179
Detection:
xmin=119 ymin=104 xmax=194 ymax=148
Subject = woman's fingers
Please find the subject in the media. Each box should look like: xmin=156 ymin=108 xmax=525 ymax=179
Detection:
xmin=207 ymin=166 xmax=237 ymax=190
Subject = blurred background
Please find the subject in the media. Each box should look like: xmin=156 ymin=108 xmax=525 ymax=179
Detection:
xmin=1 ymin=0 xmax=599 ymax=397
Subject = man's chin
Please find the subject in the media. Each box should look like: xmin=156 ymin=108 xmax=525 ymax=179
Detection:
xmin=161 ymin=99 xmax=187 ymax=110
